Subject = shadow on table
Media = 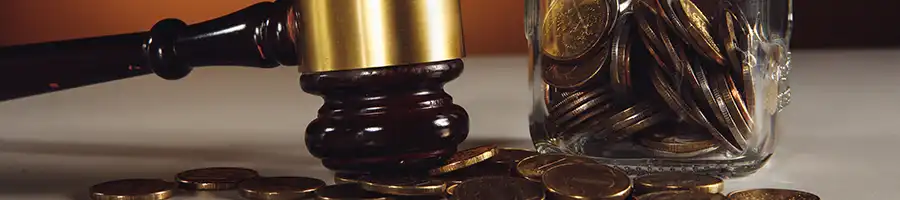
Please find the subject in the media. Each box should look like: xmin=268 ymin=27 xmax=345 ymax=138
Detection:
xmin=0 ymin=137 xmax=532 ymax=198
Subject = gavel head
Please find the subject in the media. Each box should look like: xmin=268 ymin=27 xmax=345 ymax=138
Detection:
xmin=291 ymin=0 xmax=469 ymax=174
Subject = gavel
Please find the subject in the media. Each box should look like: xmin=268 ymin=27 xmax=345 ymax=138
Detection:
xmin=0 ymin=0 xmax=469 ymax=174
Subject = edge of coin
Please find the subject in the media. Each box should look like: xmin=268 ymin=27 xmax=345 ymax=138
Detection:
xmin=428 ymin=145 xmax=498 ymax=175
xmin=357 ymin=177 xmax=446 ymax=196
xmin=89 ymin=179 xmax=175 ymax=200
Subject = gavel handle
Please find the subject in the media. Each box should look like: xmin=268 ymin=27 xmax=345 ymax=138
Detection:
xmin=0 ymin=0 xmax=297 ymax=101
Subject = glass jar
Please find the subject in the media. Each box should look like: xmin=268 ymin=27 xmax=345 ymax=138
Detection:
xmin=525 ymin=0 xmax=792 ymax=177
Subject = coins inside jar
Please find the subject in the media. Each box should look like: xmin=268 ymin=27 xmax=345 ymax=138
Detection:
xmin=538 ymin=0 xmax=760 ymax=156
xmin=541 ymin=0 xmax=614 ymax=62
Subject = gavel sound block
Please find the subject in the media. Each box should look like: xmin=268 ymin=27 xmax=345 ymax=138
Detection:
xmin=0 ymin=0 xmax=469 ymax=173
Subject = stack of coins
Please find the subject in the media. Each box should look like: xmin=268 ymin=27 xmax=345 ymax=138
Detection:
xmin=88 ymin=145 xmax=818 ymax=200
xmin=539 ymin=0 xmax=767 ymax=157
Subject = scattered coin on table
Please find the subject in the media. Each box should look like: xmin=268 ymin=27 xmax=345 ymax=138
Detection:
xmin=428 ymin=145 xmax=498 ymax=176
xmin=175 ymin=167 xmax=259 ymax=190
xmin=89 ymin=179 xmax=175 ymax=200
xmin=83 ymin=145 xmax=817 ymax=200
xmin=238 ymin=176 xmax=325 ymax=200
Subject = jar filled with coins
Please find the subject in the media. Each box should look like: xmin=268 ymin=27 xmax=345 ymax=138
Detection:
xmin=525 ymin=0 xmax=792 ymax=177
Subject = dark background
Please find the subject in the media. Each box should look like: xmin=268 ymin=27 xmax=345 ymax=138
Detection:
xmin=0 ymin=0 xmax=895 ymax=55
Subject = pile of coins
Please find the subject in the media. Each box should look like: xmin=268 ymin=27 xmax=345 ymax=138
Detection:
xmin=88 ymin=145 xmax=818 ymax=200
xmin=539 ymin=0 xmax=772 ymax=156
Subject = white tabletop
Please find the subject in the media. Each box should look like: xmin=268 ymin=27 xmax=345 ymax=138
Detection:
xmin=1 ymin=50 xmax=898 ymax=199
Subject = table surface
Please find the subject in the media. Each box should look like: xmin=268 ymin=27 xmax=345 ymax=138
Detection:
xmin=1 ymin=50 xmax=898 ymax=199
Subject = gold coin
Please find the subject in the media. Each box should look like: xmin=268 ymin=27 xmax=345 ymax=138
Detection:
xmin=550 ymin=87 xmax=612 ymax=123
xmin=649 ymin=66 xmax=700 ymax=126
xmin=357 ymin=175 xmax=446 ymax=196
xmin=542 ymin=163 xmax=631 ymax=200
xmin=716 ymin=5 xmax=755 ymax=114
xmin=554 ymin=91 xmax=617 ymax=133
xmin=435 ymin=161 xmax=516 ymax=185
xmin=516 ymin=154 xmax=597 ymax=182
xmin=633 ymin=172 xmax=723 ymax=195
xmin=238 ymin=176 xmax=326 ymax=200
xmin=727 ymin=189 xmax=820 ymax=200
xmin=634 ymin=190 xmax=725 ymax=200
xmin=334 ymin=172 xmax=364 ymax=184
xmin=610 ymin=13 xmax=635 ymax=99
xmin=540 ymin=0 xmax=612 ymax=61
xmin=175 ymin=167 xmax=259 ymax=190
xmin=89 ymin=179 xmax=175 ymax=200
xmin=454 ymin=176 xmax=545 ymax=200
xmin=633 ymin=0 xmax=669 ymax=68
xmin=490 ymin=148 xmax=539 ymax=165
xmin=579 ymin=102 xmax=662 ymax=143
xmin=638 ymin=126 xmax=718 ymax=154
xmin=710 ymin=73 xmax=752 ymax=148
xmin=541 ymin=48 xmax=611 ymax=88
xmin=428 ymin=145 xmax=498 ymax=175
xmin=314 ymin=183 xmax=392 ymax=200
xmin=445 ymin=183 xmax=459 ymax=196
xmin=683 ymin=54 xmax=745 ymax=153
xmin=662 ymin=0 xmax=725 ymax=65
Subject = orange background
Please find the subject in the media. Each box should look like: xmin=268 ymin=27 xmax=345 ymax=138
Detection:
xmin=0 ymin=0 xmax=527 ymax=55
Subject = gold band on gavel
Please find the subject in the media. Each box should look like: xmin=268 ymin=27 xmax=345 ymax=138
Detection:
xmin=293 ymin=0 xmax=466 ymax=73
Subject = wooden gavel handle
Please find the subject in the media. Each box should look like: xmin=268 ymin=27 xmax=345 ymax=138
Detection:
xmin=0 ymin=0 xmax=297 ymax=101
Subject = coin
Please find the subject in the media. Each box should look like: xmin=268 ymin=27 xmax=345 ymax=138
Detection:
xmin=610 ymin=12 xmax=635 ymax=99
xmin=686 ymin=56 xmax=747 ymax=152
xmin=727 ymin=189 xmax=820 ymax=200
xmin=717 ymin=73 xmax=754 ymax=137
xmin=550 ymin=87 xmax=613 ymax=125
xmin=428 ymin=145 xmax=498 ymax=175
xmin=638 ymin=126 xmax=718 ymax=154
xmin=541 ymin=48 xmax=611 ymax=88
xmin=578 ymin=102 xmax=664 ymax=143
xmin=315 ymin=183 xmax=392 ymax=200
xmin=555 ymin=92 xmax=617 ymax=133
xmin=662 ymin=0 xmax=725 ymax=65
xmin=334 ymin=172 xmax=365 ymax=184
xmin=89 ymin=179 xmax=175 ymax=200
xmin=634 ymin=0 xmax=669 ymax=68
xmin=716 ymin=5 xmax=755 ymax=112
xmin=488 ymin=148 xmax=539 ymax=166
xmin=633 ymin=172 xmax=724 ymax=195
xmin=175 ymin=167 xmax=259 ymax=190
xmin=649 ymin=66 xmax=700 ymax=126
xmin=542 ymin=163 xmax=631 ymax=200
xmin=445 ymin=183 xmax=458 ymax=196
xmin=434 ymin=161 xmax=516 ymax=185
xmin=357 ymin=175 xmax=446 ymax=196
xmin=541 ymin=0 xmax=612 ymax=61
xmin=709 ymin=72 xmax=752 ymax=149
xmin=453 ymin=176 xmax=545 ymax=200
xmin=634 ymin=190 xmax=726 ymax=200
xmin=516 ymin=154 xmax=597 ymax=182
xmin=238 ymin=176 xmax=326 ymax=200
